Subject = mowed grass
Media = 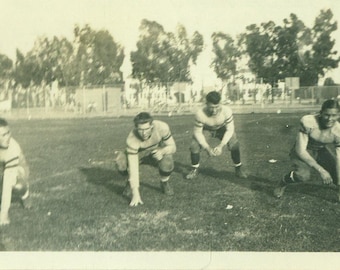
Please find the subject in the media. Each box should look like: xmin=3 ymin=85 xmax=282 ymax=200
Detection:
xmin=0 ymin=112 xmax=340 ymax=251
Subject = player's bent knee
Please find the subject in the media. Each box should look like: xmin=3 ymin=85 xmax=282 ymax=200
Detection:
xmin=295 ymin=171 xmax=310 ymax=182
xmin=114 ymin=151 xmax=128 ymax=172
xmin=189 ymin=140 xmax=201 ymax=153
xmin=159 ymin=155 xmax=174 ymax=173
xmin=228 ymin=140 xmax=240 ymax=151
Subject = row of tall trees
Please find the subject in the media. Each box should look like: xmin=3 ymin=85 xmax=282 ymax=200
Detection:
xmin=0 ymin=24 xmax=125 ymax=89
xmin=212 ymin=9 xmax=340 ymax=86
xmin=0 ymin=9 xmax=339 ymax=91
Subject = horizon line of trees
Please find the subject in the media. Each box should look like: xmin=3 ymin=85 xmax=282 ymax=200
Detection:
xmin=0 ymin=8 xmax=339 ymax=93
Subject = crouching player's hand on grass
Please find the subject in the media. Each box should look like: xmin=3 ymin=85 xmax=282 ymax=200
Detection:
xmin=319 ymin=169 xmax=333 ymax=185
xmin=0 ymin=213 xmax=10 ymax=226
xmin=130 ymin=188 xmax=144 ymax=207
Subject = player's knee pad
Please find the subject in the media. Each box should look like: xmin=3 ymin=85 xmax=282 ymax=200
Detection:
xmin=114 ymin=150 xmax=128 ymax=172
xmin=189 ymin=139 xmax=201 ymax=153
xmin=159 ymin=154 xmax=174 ymax=174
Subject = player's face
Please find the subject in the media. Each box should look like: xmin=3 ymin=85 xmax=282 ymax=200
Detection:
xmin=136 ymin=122 xmax=153 ymax=141
xmin=206 ymin=102 xmax=221 ymax=116
xmin=319 ymin=108 xmax=340 ymax=129
xmin=0 ymin=126 xmax=11 ymax=148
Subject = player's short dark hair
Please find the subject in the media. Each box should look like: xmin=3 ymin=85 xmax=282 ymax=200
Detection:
xmin=206 ymin=91 xmax=221 ymax=104
xmin=321 ymin=99 xmax=340 ymax=112
xmin=133 ymin=112 xmax=153 ymax=127
xmin=0 ymin=118 xmax=8 ymax=127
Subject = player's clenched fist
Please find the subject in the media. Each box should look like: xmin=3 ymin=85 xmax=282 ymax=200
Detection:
xmin=205 ymin=146 xmax=217 ymax=157
xmin=213 ymin=145 xmax=223 ymax=156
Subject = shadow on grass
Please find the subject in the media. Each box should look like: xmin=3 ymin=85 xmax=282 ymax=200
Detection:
xmin=185 ymin=165 xmax=339 ymax=203
xmin=285 ymin=183 xmax=339 ymax=203
xmin=79 ymin=166 xmax=126 ymax=197
xmin=79 ymin=166 xmax=164 ymax=197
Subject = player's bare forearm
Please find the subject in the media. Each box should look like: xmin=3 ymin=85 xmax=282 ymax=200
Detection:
xmin=193 ymin=130 xmax=209 ymax=150
xmin=295 ymin=134 xmax=323 ymax=172
xmin=127 ymin=154 xmax=140 ymax=189
xmin=220 ymin=123 xmax=234 ymax=146
xmin=335 ymin=149 xmax=340 ymax=186
xmin=220 ymin=131 xmax=233 ymax=147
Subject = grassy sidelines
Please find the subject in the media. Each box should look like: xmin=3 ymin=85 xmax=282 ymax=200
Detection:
xmin=0 ymin=113 xmax=339 ymax=251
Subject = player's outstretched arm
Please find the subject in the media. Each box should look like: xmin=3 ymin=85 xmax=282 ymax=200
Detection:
xmin=0 ymin=168 xmax=17 ymax=225
xmin=335 ymin=147 xmax=340 ymax=201
xmin=296 ymin=132 xmax=332 ymax=184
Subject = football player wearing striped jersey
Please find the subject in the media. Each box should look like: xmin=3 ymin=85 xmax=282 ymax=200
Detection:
xmin=0 ymin=118 xmax=30 ymax=225
xmin=274 ymin=99 xmax=340 ymax=201
xmin=186 ymin=91 xmax=247 ymax=180
xmin=115 ymin=112 xmax=176 ymax=206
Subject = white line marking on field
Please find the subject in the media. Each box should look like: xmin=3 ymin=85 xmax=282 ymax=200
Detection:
xmin=246 ymin=115 xmax=270 ymax=124
xmin=32 ymin=169 xmax=78 ymax=185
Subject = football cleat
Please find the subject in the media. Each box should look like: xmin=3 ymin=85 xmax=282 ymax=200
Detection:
xmin=20 ymin=195 xmax=32 ymax=209
xmin=274 ymin=177 xmax=287 ymax=198
xmin=186 ymin=168 xmax=199 ymax=180
xmin=160 ymin=181 xmax=174 ymax=196
xmin=235 ymin=166 xmax=248 ymax=179
xmin=122 ymin=182 xmax=132 ymax=198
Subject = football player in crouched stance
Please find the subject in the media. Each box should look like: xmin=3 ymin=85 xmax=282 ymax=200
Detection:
xmin=0 ymin=118 xmax=30 ymax=225
xmin=274 ymin=99 xmax=340 ymax=201
xmin=186 ymin=90 xmax=247 ymax=180
xmin=115 ymin=112 xmax=176 ymax=206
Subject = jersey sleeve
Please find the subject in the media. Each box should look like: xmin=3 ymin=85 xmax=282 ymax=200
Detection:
xmin=159 ymin=121 xmax=172 ymax=141
xmin=4 ymin=139 xmax=21 ymax=169
xmin=194 ymin=110 xmax=204 ymax=129
xmin=224 ymin=106 xmax=234 ymax=125
xmin=126 ymin=132 xmax=139 ymax=155
xmin=299 ymin=115 xmax=313 ymax=135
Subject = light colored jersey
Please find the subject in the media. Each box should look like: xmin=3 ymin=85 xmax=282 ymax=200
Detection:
xmin=0 ymin=138 xmax=25 ymax=170
xmin=126 ymin=120 xmax=172 ymax=155
xmin=194 ymin=105 xmax=233 ymax=131
xmin=299 ymin=114 xmax=340 ymax=150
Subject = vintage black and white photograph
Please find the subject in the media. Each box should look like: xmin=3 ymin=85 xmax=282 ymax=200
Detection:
xmin=0 ymin=0 xmax=339 ymax=269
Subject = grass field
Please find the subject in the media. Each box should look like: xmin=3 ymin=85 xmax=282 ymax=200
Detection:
xmin=0 ymin=112 xmax=339 ymax=252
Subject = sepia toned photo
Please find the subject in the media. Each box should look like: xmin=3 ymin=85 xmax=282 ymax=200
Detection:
xmin=0 ymin=0 xmax=339 ymax=269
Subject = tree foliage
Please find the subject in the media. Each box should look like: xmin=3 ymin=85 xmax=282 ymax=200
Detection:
xmin=11 ymin=24 xmax=124 ymax=89
xmin=238 ymin=9 xmax=339 ymax=86
xmin=73 ymin=25 xmax=124 ymax=86
xmin=131 ymin=19 xmax=203 ymax=85
xmin=211 ymin=32 xmax=241 ymax=82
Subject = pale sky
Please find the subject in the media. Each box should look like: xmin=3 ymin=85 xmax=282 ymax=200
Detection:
xmin=1 ymin=0 xmax=339 ymax=83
